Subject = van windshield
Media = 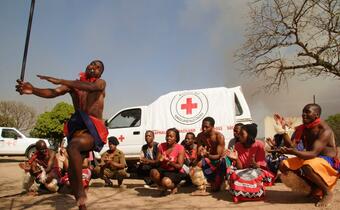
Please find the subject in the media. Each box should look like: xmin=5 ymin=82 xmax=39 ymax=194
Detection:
xmin=235 ymin=94 xmax=243 ymax=116
xmin=106 ymin=108 xmax=141 ymax=129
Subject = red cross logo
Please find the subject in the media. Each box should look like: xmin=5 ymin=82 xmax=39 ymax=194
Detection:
xmin=118 ymin=135 xmax=125 ymax=142
xmin=181 ymin=98 xmax=198 ymax=115
xmin=6 ymin=140 xmax=15 ymax=146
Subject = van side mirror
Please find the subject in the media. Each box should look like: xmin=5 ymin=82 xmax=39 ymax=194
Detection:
xmin=105 ymin=119 xmax=108 ymax=127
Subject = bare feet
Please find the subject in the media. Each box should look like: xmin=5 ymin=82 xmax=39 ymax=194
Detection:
xmin=117 ymin=178 xmax=123 ymax=187
xmin=27 ymin=191 xmax=38 ymax=196
xmin=316 ymin=191 xmax=333 ymax=207
xmin=170 ymin=187 xmax=177 ymax=195
xmin=78 ymin=204 xmax=87 ymax=210
xmin=308 ymin=188 xmax=323 ymax=200
xmin=191 ymin=189 xmax=209 ymax=196
xmin=76 ymin=196 xmax=87 ymax=209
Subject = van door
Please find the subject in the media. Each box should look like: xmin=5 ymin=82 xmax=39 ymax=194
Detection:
xmin=0 ymin=128 xmax=24 ymax=155
xmin=106 ymin=108 xmax=144 ymax=158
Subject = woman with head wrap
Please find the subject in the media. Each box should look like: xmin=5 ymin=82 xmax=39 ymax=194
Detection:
xmin=225 ymin=123 xmax=274 ymax=202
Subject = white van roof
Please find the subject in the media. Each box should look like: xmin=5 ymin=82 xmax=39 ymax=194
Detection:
xmin=145 ymin=86 xmax=236 ymax=133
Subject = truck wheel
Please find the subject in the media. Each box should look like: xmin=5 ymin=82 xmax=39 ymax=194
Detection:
xmin=26 ymin=146 xmax=36 ymax=159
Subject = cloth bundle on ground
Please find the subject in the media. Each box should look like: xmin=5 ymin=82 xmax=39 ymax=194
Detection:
xmin=189 ymin=166 xmax=208 ymax=192
xmin=227 ymin=167 xmax=274 ymax=202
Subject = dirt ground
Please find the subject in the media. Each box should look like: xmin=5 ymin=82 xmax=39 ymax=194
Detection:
xmin=0 ymin=156 xmax=339 ymax=210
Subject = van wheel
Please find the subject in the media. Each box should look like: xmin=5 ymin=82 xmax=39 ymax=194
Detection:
xmin=26 ymin=147 xmax=36 ymax=159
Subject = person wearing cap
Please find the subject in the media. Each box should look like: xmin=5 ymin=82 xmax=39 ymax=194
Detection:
xmin=225 ymin=123 xmax=274 ymax=202
xmin=93 ymin=136 xmax=128 ymax=187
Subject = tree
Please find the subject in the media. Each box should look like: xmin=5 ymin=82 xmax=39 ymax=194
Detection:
xmin=0 ymin=101 xmax=36 ymax=131
xmin=236 ymin=0 xmax=340 ymax=91
xmin=326 ymin=113 xmax=340 ymax=146
xmin=0 ymin=115 xmax=15 ymax=127
xmin=30 ymin=102 xmax=74 ymax=146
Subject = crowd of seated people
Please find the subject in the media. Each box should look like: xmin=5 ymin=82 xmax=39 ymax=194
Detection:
xmin=19 ymin=103 xmax=339 ymax=207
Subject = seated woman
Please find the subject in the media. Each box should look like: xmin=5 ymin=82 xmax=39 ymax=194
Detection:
xmin=226 ymin=123 xmax=274 ymax=202
xmin=150 ymin=128 xmax=186 ymax=195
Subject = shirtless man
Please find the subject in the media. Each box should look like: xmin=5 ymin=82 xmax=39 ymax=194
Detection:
xmin=192 ymin=117 xmax=225 ymax=193
xmin=16 ymin=60 xmax=108 ymax=210
xmin=20 ymin=140 xmax=59 ymax=193
xmin=279 ymin=104 xmax=338 ymax=207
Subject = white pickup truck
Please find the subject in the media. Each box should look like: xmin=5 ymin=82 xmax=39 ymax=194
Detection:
xmin=0 ymin=127 xmax=51 ymax=158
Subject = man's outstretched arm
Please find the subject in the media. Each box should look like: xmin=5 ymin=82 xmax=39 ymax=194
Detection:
xmin=37 ymin=75 xmax=106 ymax=92
xmin=16 ymin=79 xmax=69 ymax=98
xmin=280 ymin=129 xmax=333 ymax=159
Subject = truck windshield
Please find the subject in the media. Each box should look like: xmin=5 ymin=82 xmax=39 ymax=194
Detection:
xmin=106 ymin=108 xmax=141 ymax=129
xmin=235 ymin=94 xmax=243 ymax=116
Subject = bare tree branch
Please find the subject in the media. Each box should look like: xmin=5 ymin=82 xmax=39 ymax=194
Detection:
xmin=0 ymin=101 xmax=36 ymax=131
xmin=235 ymin=0 xmax=340 ymax=91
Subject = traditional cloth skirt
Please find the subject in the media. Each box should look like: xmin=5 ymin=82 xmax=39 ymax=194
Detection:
xmin=282 ymin=157 xmax=339 ymax=191
xmin=201 ymin=157 xmax=232 ymax=189
xmin=60 ymin=168 xmax=92 ymax=188
xmin=64 ymin=110 xmax=108 ymax=152
xmin=266 ymin=153 xmax=288 ymax=174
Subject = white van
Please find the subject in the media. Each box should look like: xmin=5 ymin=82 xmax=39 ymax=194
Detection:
xmin=104 ymin=86 xmax=252 ymax=160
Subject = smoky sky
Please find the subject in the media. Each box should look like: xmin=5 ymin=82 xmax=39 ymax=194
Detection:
xmin=0 ymin=0 xmax=339 ymax=137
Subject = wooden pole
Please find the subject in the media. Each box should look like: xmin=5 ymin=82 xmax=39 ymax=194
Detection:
xmin=20 ymin=0 xmax=36 ymax=81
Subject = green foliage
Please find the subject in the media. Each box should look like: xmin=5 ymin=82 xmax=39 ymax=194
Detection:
xmin=326 ymin=114 xmax=340 ymax=146
xmin=30 ymin=102 xmax=74 ymax=146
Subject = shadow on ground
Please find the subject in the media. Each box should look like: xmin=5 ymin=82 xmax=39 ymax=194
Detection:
xmin=0 ymin=157 xmax=25 ymax=163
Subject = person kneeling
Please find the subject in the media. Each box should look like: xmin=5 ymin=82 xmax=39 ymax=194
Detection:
xmin=279 ymin=104 xmax=339 ymax=207
xmin=93 ymin=136 xmax=129 ymax=187
xmin=150 ymin=128 xmax=186 ymax=196
xmin=226 ymin=123 xmax=274 ymax=202
xmin=137 ymin=130 xmax=159 ymax=187
xmin=19 ymin=140 xmax=60 ymax=194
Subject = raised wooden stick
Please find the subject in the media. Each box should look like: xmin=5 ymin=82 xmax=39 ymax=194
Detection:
xmin=20 ymin=0 xmax=36 ymax=81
